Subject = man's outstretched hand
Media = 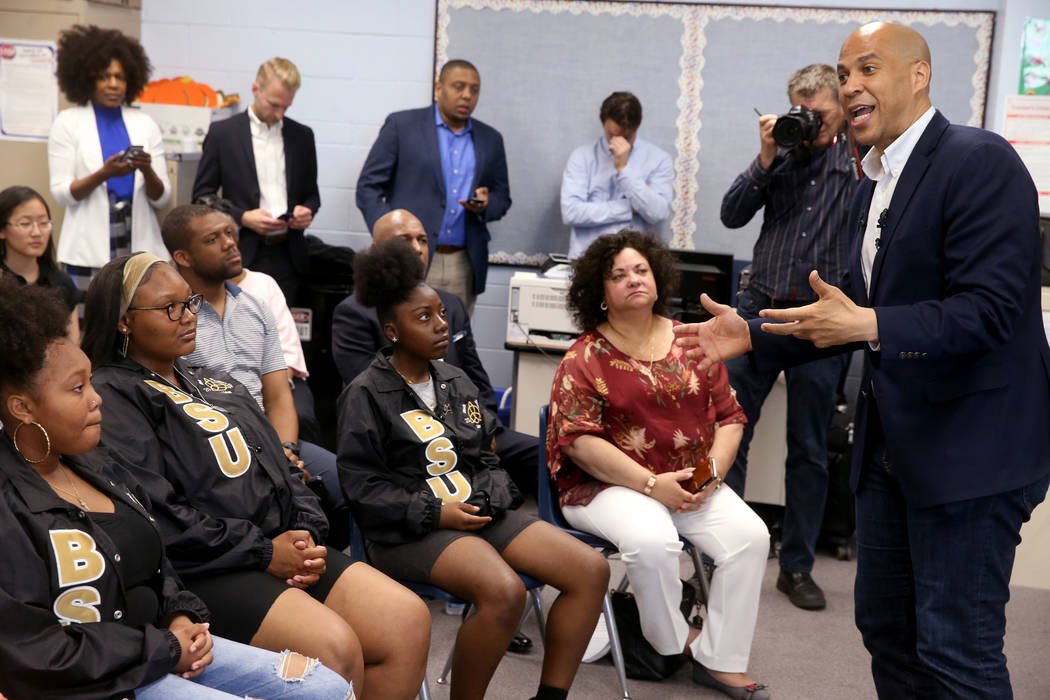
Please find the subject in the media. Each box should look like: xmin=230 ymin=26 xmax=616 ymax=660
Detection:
xmin=672 ymin=293 xmax=752 ymax=371
xmin=759 ymin=270 xmax=878 ymax=347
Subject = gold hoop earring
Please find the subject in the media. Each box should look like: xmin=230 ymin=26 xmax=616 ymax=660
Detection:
xmin=600 ymin=301 xmax=608 ymax=311
xmin=119 ymin=332 xmax=129 ymax=358
xmin=12 ymin=421 xmax=51 ymax=464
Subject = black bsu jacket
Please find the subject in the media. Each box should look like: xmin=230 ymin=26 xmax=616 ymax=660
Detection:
xmin=337 ymin=350 xmax=521 ymax=545
xmin=0 ymin=439 xmax=208 ymax=700
xmin=91 ymin=358 xmax=327 ymax=579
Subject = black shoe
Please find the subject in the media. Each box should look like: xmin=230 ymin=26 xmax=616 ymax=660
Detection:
xmin=776 ymin=570 xmax=826 ymax=610
xmin=508 ymin=633 xmax=533 ymax=653
xmin=691 ymin=660 xmax=771 ymax=699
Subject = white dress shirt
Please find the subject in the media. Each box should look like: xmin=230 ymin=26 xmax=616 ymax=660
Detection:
xmin=248 ymin=106 xmax=288 ymax=234
xmin=860 ymin=106 xmax=936 ymax=293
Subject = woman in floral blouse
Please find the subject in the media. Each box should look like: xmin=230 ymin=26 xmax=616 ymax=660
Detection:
xmin=547 ymin=230 xmax=771 ymax=700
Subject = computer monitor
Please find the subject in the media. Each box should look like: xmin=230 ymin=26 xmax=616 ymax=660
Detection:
xmin=669 ymin=250 xmax=734 ymax=322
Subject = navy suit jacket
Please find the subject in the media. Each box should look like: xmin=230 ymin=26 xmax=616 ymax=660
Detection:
xmin=355 ymin=106 xmax=511 ymax=295
xmin=750 ymin=111 xmax=1050 ymax=507
xmin=331 ymin=287 xmax=498 ymax=417
xmin=192 ymin=111 xmax=320 ymax=273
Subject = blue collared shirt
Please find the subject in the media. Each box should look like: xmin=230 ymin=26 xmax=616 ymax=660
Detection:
xmin=435 ymin=103 xmax=476 ymax=247
xmin=560 ymin=135 xmax=674 ymax=258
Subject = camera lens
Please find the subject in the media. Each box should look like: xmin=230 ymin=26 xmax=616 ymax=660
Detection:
xmin=772 ymin=118 xmax=805 ymax=148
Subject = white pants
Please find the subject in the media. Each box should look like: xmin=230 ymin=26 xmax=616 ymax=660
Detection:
xmin=564 ymin=485 xmax=769 ymax=671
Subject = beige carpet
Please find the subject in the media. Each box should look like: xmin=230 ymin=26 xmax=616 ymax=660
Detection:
xmin=418 ymin=548 xmax=1050 ymax=699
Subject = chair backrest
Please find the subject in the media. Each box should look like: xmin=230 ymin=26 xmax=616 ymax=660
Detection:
xmin=347 ymin=509 xmax=369 ymax=564
xmin=536 ymin=404 xmax=572 ymax=530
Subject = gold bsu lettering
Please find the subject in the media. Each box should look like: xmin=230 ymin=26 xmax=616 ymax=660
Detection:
xmin=145 ymin=380 xmax=251 ymax=478
xmin=49 ymin=529 xmax=105 ymax=625
xmin=399 ymin=410 xmax=471 ymax=503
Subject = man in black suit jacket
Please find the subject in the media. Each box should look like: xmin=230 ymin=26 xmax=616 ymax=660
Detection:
xmin=355 ymin=60 xmax=510 ymax=313
xmin=677 ymin=23 xmax=1050 ymax=698
xmin=193 ymin=57 xmax=320 ymax=302
xmin=332 ymin=209 xmax=537 ymax=495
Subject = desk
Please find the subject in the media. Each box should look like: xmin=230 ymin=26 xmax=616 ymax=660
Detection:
xmin=506 ymin=342 xmax=566 ymax=437
xmin=742 ymin=373 xmax=788 ymax=506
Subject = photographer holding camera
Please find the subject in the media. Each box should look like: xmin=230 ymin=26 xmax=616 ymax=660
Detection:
xmin=720 ymin=63 xmax=861 ymax=611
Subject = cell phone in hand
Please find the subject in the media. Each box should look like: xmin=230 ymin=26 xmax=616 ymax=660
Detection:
xmin=277 ymin=211 xmax=293 ymax=221
xmin=120 ymin=145 xmax=145 ymax=163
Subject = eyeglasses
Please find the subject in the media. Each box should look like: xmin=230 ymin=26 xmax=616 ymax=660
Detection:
xmin=5 ymin=220 xmax=53 ymax=234
xmin=127 ymin=293 xmax=204 ymax=321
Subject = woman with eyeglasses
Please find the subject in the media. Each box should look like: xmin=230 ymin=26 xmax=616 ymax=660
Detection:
xmin=48 ymin=25 xmax=170 ymax=292
xmin=80 ymin=253 xmax=430 ymax=699
xmin=0 ymin=186 xmax=80 ymax=341
xmin=0 ymin=279 xmax=353 ymax=700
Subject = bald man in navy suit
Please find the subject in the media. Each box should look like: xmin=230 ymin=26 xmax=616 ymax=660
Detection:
xmin=675 ymin=23 xmax=1050 ymax=699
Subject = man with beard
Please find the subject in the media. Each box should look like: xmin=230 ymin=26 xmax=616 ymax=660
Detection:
xmin=161 ymin=204 xmax=341 ymax=509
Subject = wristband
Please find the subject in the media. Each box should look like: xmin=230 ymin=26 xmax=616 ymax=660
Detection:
xmin=642 ymin=474 xmax=657 ymax=496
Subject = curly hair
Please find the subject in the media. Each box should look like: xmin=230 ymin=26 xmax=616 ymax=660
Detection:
xmin=0 ymin=278 xmax=72 ymax=394
xmin=567 ymin=230 xmax=679 ymax=332
xmin=55 ymin=25 xmax=152 ymax=105
xmin=353 ymin=238 xmax=425 ymax=325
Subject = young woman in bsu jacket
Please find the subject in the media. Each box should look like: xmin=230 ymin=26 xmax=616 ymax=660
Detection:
xmin=0 ymin=281 xmax=350 ymax=700
xmin=337 ymin=238 xmax=609 ymax=700
xmin=81 ymin=253 xmax=429 ymax=698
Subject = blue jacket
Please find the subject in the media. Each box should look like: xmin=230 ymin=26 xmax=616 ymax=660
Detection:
xmin=750 ymin=111 xmax=1050 ymax=507
xmin=355 ymin=105 xmax=511 ymax=295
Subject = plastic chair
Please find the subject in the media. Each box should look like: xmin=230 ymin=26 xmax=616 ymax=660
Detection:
xmin=347 ymin=510 xmax=546 ymax=697
xmin=538 ymin=405 xmax=710 ymax=700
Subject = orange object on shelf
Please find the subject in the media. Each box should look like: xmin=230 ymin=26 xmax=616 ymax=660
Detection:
xmin=137 ymin=76 xmax=237 ymax=108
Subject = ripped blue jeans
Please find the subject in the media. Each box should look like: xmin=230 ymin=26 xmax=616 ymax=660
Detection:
xmin=135 ymin=636 xmax=353 ymax=699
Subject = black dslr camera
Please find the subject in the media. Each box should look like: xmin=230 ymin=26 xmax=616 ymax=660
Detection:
xmin=772 ymin=105 xmax=822 ymax=148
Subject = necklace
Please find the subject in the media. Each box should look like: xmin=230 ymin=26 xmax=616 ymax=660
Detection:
xmin=391 ymin=358 xmax=429 ymax=385
xmin=606 ymin=316 xmax=658 ymax=376
xmin=53 ymin=465 xmax=89 ymax=510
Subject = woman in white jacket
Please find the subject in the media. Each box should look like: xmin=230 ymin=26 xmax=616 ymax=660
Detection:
xmin=48 ymin=25 xmax=170 ymax=290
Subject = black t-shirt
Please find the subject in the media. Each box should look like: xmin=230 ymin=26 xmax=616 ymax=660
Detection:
xmin=89 ymin=499 xmax=163 ymax=627
xmin=0 ymin=261 xmax=81 ymax=311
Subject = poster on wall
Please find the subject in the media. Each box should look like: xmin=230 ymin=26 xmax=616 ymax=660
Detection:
xmin=1004 ymin=95 xmax=1050 ymax=216
xmin=0 ymin=38 xmax=58 ymax=142
xmin=1020 ymin=18 xmax=1050 ymax=95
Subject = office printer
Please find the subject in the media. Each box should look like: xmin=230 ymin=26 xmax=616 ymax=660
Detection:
xmin=506 ymin=272 xmax=580 ymax=349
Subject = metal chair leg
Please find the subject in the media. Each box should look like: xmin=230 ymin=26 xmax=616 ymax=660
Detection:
xmin=602 ymin=591 xmax=631 ymax=700
xmin=526 ymin=587 xmax=546 ymax=641
xmin=686 ymin=545 xmax=710 ymax=604
xmin=436 ymin=603 xmax=473 ymax=685
xmin=418 ymin=676 xmax=431 ymax=700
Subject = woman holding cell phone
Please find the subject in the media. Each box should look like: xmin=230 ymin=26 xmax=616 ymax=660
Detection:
xmin=47 ymin=24 xmax=171 ymax=291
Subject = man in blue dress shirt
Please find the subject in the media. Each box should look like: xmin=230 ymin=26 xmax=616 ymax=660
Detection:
xmin=356 ymin=60 xmax=511 ymax=314
xmin=560 ymin=92 xmax=674 ymax=257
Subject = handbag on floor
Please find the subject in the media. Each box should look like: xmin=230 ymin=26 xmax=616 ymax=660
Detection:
xmin=609 ymin=579 xmax=698 ymax=680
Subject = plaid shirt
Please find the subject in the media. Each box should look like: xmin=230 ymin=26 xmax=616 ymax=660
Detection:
xmin=721 ymin=137 xmax=857 ymax=301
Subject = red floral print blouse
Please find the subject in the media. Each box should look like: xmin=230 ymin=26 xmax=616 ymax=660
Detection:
xmin=546 ymin=321 xmax=746 ymax=507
